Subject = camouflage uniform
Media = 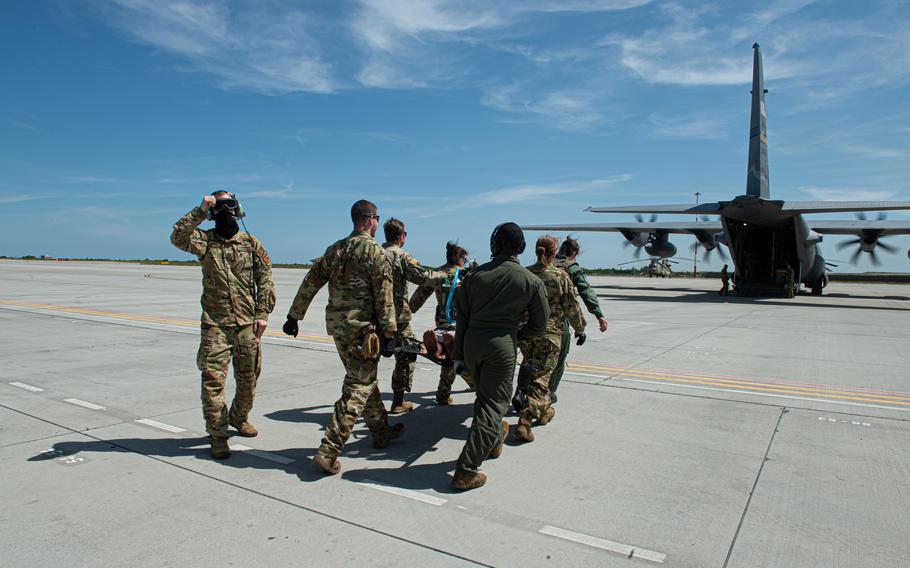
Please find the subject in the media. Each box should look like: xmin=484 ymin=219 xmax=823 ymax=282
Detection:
xmin=549 ymin=256 xmax=603 ymax=395
xmin=289 ymin=231 xmax=397 ymax=460
xmin=519 ymin=262 xmax=585 ymax=422
xmin=170 ymin=206 xmax=276 ymax=439
xmin=410 ymin=264 xmax=476 ymax=399
xmin=382 ymin=243 xmax=447 ymax=393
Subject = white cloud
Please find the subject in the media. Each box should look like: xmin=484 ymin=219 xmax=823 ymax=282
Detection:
xmin=799 ymin=185 xmax=897 ymax=201
xmin=473 ymin=175 xmax=632 ymax=206
xmin=648 ymin=112 xmax=730 ymax=140
xmin=0 ymin=194 xmax=41 ymax=204
xmin=98 ymin=0 xmax=335 ymax=94
xmin=482 ymin=84 xmax=608 ymax=132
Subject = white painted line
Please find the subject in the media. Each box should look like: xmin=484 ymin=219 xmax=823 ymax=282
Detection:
xmin=135 ymin=418 xmax=186 ymax=433
xmin=360 ymin=479 xmax=448 ymax=506
xmin=236 ymin=446 xmax=295 ymax=465
xmin=540 ymin=525 xmax=666 ymax=563
xmin=9 ymin=381 xmax=43 ymax=392
xmin=63 ymin=398 xmax=106 ymax=410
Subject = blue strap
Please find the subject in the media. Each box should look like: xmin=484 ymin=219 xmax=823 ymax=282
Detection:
xmin=444 ymin=267 xmax=460 ymax=323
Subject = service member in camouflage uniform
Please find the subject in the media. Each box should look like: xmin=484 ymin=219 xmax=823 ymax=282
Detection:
xmin=451 ymin=223 xmax=549 ymax=491
xmin=282 ymin=200 xmax=402 ymax=475
xmin=381 ymin=218 xmax=447 ymax=414
xmin=514 ymin=236 xmax=607 ymax=408
xmin=409 ymin=241 xmax=476 ymax=404
xmin=515 ymin=236 xmax=585 ymax=443
xmin=170 ymin=191 xmax=276 ymax=459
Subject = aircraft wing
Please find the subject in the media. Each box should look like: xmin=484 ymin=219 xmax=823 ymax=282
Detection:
xmin=585 ymin=203 xmax=722 ymax=215
xmin=782 ymin=201 xmax=910 ymax=214
xmin=521 ymin=221 xmax=723 ymax=234
xmin=809 ymin=220 xmax=910 ymax=236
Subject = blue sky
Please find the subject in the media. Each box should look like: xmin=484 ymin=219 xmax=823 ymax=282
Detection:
xmin=1 ymin=0 xmax=909 ymax=271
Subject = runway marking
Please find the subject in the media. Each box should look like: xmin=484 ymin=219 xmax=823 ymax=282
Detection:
xmin=567 ymin=361 xmax=910 ymax=410
xmin=818 ymin=416 xmax=871 ymax=427
xmin=9 ymin=381 xmax=44 ymax=392
xmin=539 ymin=525 xmax=666 ymax=563
xmin=6 ymin=298 xmax=910 ymax=410
xmin=359 ymin=479 xmax=448 ymax=506
xmin=0 ymin=299 xmax=333 ymax=344
xmin=612 ymin=377 xmax=910 ymax=414
xmin=63 ymin=398 xmax=106 ymax=410
xmin=135 ymin=418 xmax=186 ymax=433
xmin=231 ymin=444 xmax=296 ymax=465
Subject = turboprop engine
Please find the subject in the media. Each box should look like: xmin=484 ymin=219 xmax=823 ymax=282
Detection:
xmin=645 ymin=233 xmax=676 ymax=258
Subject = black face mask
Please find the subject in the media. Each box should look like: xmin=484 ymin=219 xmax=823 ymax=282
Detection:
xmin=214 ymin=210 xmax=239 ymax=239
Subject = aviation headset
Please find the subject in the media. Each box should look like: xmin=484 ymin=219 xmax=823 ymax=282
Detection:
xmin=207 ymin=190 xmax=246 ymax=220
xmin=490 ymin=222 xmax=526 ymax=257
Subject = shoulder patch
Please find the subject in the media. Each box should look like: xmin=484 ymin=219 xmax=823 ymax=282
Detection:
xmin=257 ymin=250 xmax=271 ymax=266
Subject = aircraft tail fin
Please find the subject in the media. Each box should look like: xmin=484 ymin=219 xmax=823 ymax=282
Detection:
xmin=746 ymin=43 xmax=770 ymax=199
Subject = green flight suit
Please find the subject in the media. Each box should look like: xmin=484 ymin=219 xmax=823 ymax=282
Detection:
xmin=453 ymin=254 xmax=549 ymax=475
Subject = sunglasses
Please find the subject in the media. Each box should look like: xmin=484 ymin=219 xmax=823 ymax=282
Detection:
xmin=214 ymin=198 xmax=238 ymax=210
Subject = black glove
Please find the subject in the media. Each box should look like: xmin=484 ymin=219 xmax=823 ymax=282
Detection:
xmin=453 ymin=360 xmax=467 ymax=376
xmin=575 ymin=333 xmax=587 ymax=346
xmin=282 ymin=316 xmax=298 ymax=337
xmin=380 ymin=335 xmax=396 ymax=358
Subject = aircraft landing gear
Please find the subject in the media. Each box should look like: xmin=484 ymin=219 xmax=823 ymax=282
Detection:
xmin=810 ymin=286 xmax=823 ymax=296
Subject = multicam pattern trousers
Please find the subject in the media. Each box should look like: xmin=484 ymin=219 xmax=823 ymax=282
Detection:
xmin=318 ymin=335 xmax=391 ymax=459
xmin=197 ymin=324 xmax=261 ymax=438
xmin=391 ymin=322 xmax=415 ymax=393
xmin=518 ymin=333 xmax=561 ymax=422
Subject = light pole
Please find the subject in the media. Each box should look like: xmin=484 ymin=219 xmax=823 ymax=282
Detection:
xmin=693 ymin=191 xmax=701 ymax=277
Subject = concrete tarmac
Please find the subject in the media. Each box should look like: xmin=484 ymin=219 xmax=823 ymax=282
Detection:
xmin=1 ymin=260 xmax=908 ymax=567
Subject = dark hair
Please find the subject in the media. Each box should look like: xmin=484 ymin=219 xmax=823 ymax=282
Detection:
xmin=351 ymin=199 xmax=377 ymax=223
xmin=535 ymin=235 xmax=558 ymax=265
xmin=384 ymin=217 xmax=405 ymax=242
xmin=558 ymin=236 xmax=580 ymax=258
xmin=445 ymin=241 xmax=468 ymax=265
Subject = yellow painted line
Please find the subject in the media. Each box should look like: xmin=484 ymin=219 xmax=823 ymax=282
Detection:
xmin=0 ymin=299 xmax=333 ymax=344
xmin=568 ymin=362 xmax=910 ymax=406
xmin=568 ymin=362 xmax=910 ymax=403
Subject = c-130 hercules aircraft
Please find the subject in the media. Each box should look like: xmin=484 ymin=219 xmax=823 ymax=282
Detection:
xmin=524 ymin=44 xmax=910 ymax=297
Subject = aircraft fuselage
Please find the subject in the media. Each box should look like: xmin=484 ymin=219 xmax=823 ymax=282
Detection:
xmin=720 ymin=196 xmax=826 ymax=295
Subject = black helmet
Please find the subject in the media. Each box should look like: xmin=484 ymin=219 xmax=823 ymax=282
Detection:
xmin=490 ymin=222 xmax=526 ymax=257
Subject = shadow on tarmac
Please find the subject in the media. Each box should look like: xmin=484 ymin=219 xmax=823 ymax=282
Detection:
xmin=27 ymin=389 xmax=481 ymax=489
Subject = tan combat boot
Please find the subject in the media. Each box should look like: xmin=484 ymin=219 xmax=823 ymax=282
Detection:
xmin=229 ymin=418 xmax=258 ymax=437
xmin=451 ymin=470 xmax=487 ymax=491
xmin=313 ymin=453 xmax=341 ymax=475
xmin=372 ymin=423 xmax=405 ymax=449
xmin=514 ymin=416 xmax=535 ymax=443
xmin=435 ymin=390 xmax=453 ymax=405
xmin=537 ymin=406 xmax=555 ymax=426
xmin=209 ymin=436 xmax=230 ymax=459
xmin=489 ymin=421 xmax=509 ymax=458
xmin=390 ymin=390 xmax=414 ymax=415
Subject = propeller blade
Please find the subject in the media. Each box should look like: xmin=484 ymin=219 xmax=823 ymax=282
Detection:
xmin=650 ymin=214 xmax=658 ymax=223
xmin=836 ymin=238 xmax=862 ymax=251
xmin=633 ymin=246 xmax=642 ymax=259
xmin=851 ymin=248 xmax=863 ymax=264
xmin=856 ymin=212 xmax=867 ymax=221
xmin=870 ymin=248 xmax=882 ymax=266
xmin=717 ymin=245 xmax=728 ymax=261
xmin=635 ymin=214 xmax=644 ymax=223
xmin=878 ymin=239 xmax=899 ymax=254
xmin=878 ymin=212 xmax=887 ymax=221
